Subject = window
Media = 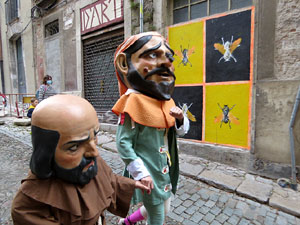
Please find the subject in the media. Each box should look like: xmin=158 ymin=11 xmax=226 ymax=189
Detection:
xmin=45 ymin=20 xmax=59 ymax=37
xmin=5 ymin=0 xmax=18 ymax=24
xmin=173 ymin=0 xmax=252 ymax=24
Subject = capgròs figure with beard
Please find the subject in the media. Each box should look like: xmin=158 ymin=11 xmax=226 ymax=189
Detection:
xmin=11 ymin=95 xmax=149 ymax=225
xmin=112 ymin=32 xmax=190 ymax=225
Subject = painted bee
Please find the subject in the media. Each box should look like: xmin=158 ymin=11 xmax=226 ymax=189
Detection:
xmin=214 ymin=103 xmax=239 ymax=129
xmin=214 ymin=36 xmax=242 ymax=63
xmin=179 ymin=102 xmax=196 ymax=122
xmin=174 ymin=45 xmax=195 ymax=67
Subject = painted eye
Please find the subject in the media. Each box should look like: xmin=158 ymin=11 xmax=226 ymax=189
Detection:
xmin=69 ymin=144 xmax=79 ymax=151
xmin=148 ymin=52 xmax=157 ymax=59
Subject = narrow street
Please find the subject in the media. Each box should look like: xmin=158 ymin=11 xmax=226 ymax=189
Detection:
xmin=0 ymin=132 xmax=32 ymax=224
xmin=0 ymin=118 xmax=299 ymax=225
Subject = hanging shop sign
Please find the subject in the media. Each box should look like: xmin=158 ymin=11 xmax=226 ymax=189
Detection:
xmin=80 ymin=0 xmax=123 ymax=35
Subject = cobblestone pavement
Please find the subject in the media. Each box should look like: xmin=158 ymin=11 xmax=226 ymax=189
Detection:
xmin=0 ymin=133 xmax=31 ymax=225
xmin=100 ymin=148 xmax=300 ymax=225
xmin=0 ymin=118 xmax=299 ymax=225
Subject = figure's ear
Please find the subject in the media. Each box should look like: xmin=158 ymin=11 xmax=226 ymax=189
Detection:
xmin=115 ymin=53 xmax=128 ymax=75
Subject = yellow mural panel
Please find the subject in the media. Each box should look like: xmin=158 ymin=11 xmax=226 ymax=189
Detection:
xmin=168 ymin=21 xmax=204 ymax=85
xmin=205 ymin=84 xmax=250 ymax=147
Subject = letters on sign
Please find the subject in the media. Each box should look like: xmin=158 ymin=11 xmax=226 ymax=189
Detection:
xmin=81 ymin=0 xmax=123 ymax=34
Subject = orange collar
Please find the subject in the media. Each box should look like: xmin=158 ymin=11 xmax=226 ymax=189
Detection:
xmin=112 ymin=93 xmax=175 ymax=128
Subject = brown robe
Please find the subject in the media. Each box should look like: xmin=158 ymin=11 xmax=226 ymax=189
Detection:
xmin=11 ymin=156 xmax=135 ymax=225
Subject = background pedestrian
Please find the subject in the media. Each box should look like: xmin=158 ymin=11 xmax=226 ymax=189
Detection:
xmin=37 ymin=75 xmax=55 ymax=102
xmin=26 ymin=97 xmax=38 ymax=118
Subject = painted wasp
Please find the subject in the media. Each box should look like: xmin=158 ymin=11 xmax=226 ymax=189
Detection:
xmin=174 ymin=45 xmax=195 ymax=67
xmin=214 ymin=103 xmax=239 ymax=129
xmin=214 ymin=36 xmax=242 ymax=63
xmin=178 ymin=102 xmax=196 ymax=122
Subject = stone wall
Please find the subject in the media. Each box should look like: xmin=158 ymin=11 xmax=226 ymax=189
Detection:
xmin=274 ymin=0 xmax=300 ymax=80
xmin=0 ymin=0 xmax=36 ymax=94
xmin=153 ymin=0 xmax=300 ymax=178
xmin=32 ymin=0 xmax=78 ymax=92
xmin=254 ymin=0 xmax=300 ymax=168
xmin=0 ymin=30 xmax=2 ymax=61
xmin=129 ymin=0 xmax=154 ymax=34
xmin=32 ymin=21 xmax=45 ymax=87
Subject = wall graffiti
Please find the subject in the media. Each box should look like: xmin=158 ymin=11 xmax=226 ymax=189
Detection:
xmin=214 ymin=36 xmax=242 ymax=63
xmin=174 ymin=45 xmax=195 ymax=67
xmin=168 ymin=21 xmax=204 ymax=85
xmin=168 ymin=8 xmax=254 ymax=149
xmin=206 ymin=10 xmax=251 ymax=83
xmin=214 ymin=103 xmax=240 ymax=128
xmin=172 ymin=86 xmax=203 ymax=141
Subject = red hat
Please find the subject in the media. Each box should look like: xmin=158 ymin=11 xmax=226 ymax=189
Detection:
xmin=114 ymin=32 xmax=163 ymax=96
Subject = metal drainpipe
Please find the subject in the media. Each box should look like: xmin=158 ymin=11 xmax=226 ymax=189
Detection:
xmin=140 ymin=0 xmax=143 ymax=33
xmin=289 ymin=85 xmax=300 ymax=191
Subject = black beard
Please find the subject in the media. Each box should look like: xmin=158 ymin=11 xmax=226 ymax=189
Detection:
xmin=126 ymin=60 xmax=175 ymax=100
xmin=53 ymin=157 xmax=98 ymax=186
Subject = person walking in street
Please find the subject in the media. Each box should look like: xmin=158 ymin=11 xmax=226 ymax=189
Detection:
xmin=11 ymin=94 xmax=150 ymax=225
xmin=26 ymin=97 xmax=38 ymax=118
xmin=112 ymin=32 xmax=190 ymax=225
xmin=37 ymin=75 xmax=55 ymax=102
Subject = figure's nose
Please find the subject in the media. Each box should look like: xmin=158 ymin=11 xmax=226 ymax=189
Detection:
xmin=159 ymin=53 xmax=173 ymax=68
xmin=84 ymin=139 xmax=99 ymax=158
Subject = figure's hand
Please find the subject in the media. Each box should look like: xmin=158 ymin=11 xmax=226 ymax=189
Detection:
xmin=135 ymin=180 xmax=150 ymax=193
xmin=169 ymin=106 xmax=184 ymax=122
xmin=141 ymin=176 xmax=154 ymax=194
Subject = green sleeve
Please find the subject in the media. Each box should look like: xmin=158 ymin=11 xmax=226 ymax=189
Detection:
xmin=116 ymin=113 xmax=139 ymax=165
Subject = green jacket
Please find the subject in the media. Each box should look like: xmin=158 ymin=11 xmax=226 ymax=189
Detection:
xmin=116 ymin=113 xmax=179 ymax=205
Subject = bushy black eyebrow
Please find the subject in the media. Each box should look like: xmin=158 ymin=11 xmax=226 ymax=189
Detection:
xmin=165 ymin=42 xmax=174 ymax=56
xmin=166 ymin=52 xmax=175 ymax=62
xmin=124 ymin=35 xmax=152 ymax=55
xmin=63 ymin=134 xmax=90 ymax=147
xmin=94 ymin=128 xmax=100 ymax=136
xmin=139 ymin=42 xmax=162 ymax=58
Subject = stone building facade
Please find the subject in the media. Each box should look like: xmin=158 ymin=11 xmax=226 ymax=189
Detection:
xmin=0 ymin=0 xmax=35 ymax=95
xmin=0 ymin=0 xmax=299 ymax=179
xmin=253 ymin=0 xmax=300 ymax=177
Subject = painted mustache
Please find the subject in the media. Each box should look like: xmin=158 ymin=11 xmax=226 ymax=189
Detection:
xmin=144 ymin=67 xmax=176 ymax=81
